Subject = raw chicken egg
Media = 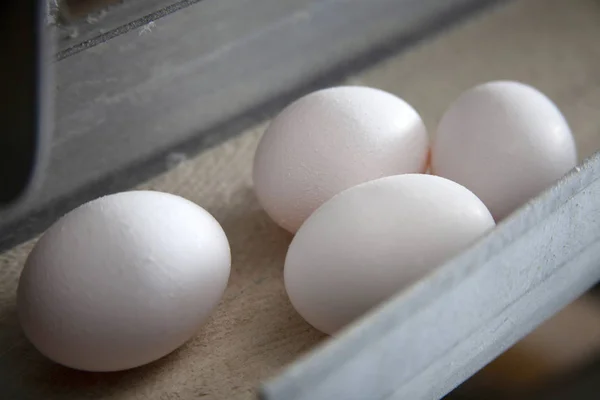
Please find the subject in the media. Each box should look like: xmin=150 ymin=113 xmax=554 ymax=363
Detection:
xmin=431 ymin=81 xmax=577 ymax=220
xmin=17 ymin=191 xmax=231 ymax=372
xmin=284 ymin=174 xmax=495 ymax=335
xmin=253 ymin=86 xmax=429 ymax=233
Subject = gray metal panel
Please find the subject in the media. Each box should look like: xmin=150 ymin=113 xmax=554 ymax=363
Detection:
xmin=261 ymin=151 xmax=600 ymax=400
xmin=55 ymin=0 xmax=200 ymax=57
xmin=0 ymin=0 xmax=54 ymax=207
xmin=0 ymin=0 xmax=497 ymax=250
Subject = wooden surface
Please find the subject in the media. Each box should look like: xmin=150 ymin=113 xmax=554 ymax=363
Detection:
xmin=2 ymin=0 xmax=600 ymax=399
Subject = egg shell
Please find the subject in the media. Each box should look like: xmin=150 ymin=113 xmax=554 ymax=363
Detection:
xmin=431 ymin=81 xmax=577 ymax=221
xmin=253 ymin=86 xmax=429 ymax=233
xmin=17 ymin=191 xmax=231 ymax=372
xmin=284 ymin=174 xmax=495 ymax=335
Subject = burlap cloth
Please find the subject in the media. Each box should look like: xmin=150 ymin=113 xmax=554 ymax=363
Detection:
xmin=2 ymin=0 xmax=600 ymax=398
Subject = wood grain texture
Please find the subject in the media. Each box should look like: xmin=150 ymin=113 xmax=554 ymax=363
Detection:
xmin=1 ymin=0 xmax=600 ymax=399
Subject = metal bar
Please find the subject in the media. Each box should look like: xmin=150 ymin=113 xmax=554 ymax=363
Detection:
xmin=261 ymin=151 xmax=600 ymax=400
xmin=54 ymin=0 xmax=202 ymax=57
xmin=0 ymin=0 xmax=53 ymax=208
xmin=0 ymin=0 xmax=497 ymax=251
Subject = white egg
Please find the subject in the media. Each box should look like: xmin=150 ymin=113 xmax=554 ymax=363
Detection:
xmin=253 ymin=86 xmax=429 ymax=233
xmin=17 ymin=191 xmax=231 ymax=372
xmin=284 ymin=174 xmax=494 ymax=335
xmin=431 ymin=81 xmax=577 ymax=221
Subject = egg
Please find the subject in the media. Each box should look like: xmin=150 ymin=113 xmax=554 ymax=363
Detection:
xmin=284 ymin=174 xmax=495 ymax=335
xmin=17 ymin=191 xmax=231 ymax=372
xmin=253 ymin=86 xmax=429 ymax=233
xmin=431 ymin=81 xmax=577 ymax=221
